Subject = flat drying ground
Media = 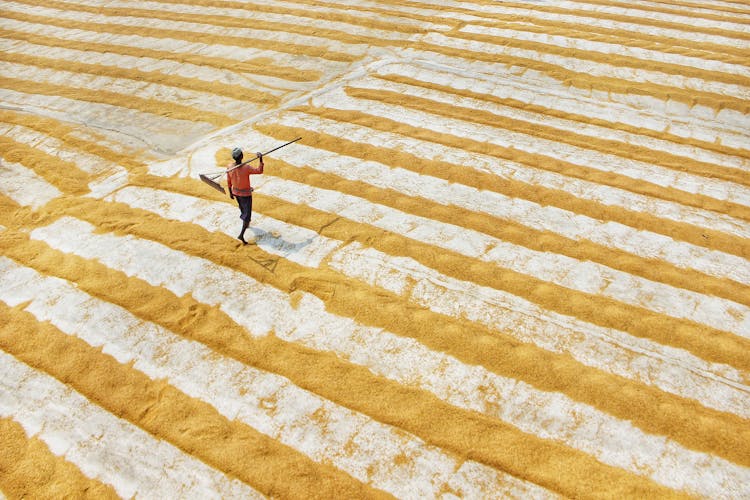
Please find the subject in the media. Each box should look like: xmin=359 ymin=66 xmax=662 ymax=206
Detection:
xmin=1 ymin=0 xmax=749 ymax=498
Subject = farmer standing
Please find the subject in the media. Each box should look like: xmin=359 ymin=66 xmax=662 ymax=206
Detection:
xmin=227 ymin=147 xmax=263 ymax=244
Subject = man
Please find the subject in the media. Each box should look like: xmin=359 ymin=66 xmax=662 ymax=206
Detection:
xmin=227 ymin=147 xmax=263 ymax=244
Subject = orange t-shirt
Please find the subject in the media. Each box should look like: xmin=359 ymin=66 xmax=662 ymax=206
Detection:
xmin=227 ymin=160 xmax=263 ymax=196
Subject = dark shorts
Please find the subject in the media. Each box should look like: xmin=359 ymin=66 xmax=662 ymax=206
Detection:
xmin=236 ymin=195 xmax=253 ymax=222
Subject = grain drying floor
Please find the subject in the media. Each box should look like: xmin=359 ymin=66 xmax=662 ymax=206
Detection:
xmin=1 ymin=0 xmax=749 ymax=498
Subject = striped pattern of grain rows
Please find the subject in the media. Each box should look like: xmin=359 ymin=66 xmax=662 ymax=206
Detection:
xmin=1 ymin=0 xmax=749 ymax=498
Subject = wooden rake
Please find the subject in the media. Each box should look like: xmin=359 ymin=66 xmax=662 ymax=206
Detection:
xmin=199 ymin=137 xmax=302 ymax=194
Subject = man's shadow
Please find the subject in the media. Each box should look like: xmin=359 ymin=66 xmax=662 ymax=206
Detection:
xmin=247 ymin=227 xmax=316 ymax=273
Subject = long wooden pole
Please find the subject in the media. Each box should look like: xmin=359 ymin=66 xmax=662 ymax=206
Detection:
xmin=224 ymin=136 xmax=302 ymax=175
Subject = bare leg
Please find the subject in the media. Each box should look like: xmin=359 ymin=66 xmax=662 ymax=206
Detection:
xmin=238 ymin=220 xmax=250 ymax=244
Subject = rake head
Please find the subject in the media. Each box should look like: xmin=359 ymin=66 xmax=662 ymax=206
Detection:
xmin=199 ymin=174 xmax=225 ymax=194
